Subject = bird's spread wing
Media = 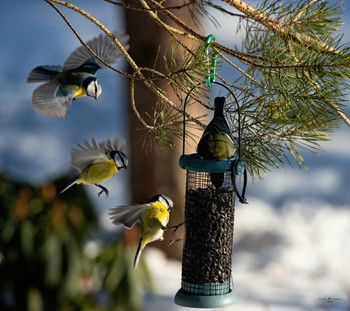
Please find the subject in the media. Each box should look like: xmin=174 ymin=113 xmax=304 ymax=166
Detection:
xmin=109 ymin=204 xmax=146 ymax=229
xmin=63 ymin=32 xmax=130 ymax=73
xmin=70 ymin=138 xmax=110 ymax=171
xmin=98 ymin=138 xmax=125 ymax=156
xmin=27 ymin=65 xmax=63 ymax=83
xmin=32 ymin=81 xmax=73 ymax=119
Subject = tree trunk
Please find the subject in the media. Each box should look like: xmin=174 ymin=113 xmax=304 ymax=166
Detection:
xmin=124 ymin=1 xmax=203 ymax=259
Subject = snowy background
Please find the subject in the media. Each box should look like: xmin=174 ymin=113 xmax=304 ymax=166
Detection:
xmin=1 ymin=1 xmax=350 ymax=311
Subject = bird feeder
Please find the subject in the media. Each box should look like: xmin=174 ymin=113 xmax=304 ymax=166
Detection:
xmin=174 ymin=81 xmax=247 ymax=308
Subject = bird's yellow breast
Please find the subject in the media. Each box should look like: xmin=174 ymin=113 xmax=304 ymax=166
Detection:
xmin=79 ymin=159 xmax=118 ymax=185
xmin=74 ymin=87 xmax=87 ymax=98
xmin=143 ymin=202 xmax=169 ymax=225
xmin=139 ymin=201 xmax=169 ymax=244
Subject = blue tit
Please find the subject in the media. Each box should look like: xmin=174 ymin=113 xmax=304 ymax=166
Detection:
xmin=109 ymin=194 xmax=173 ymax=268
xmin=27 ymin=31 xmax=130 ymax=119
xmin=60 ymin=138 xmax=128 ymax=197
xmin=197 ymin=96 xmax=235 ymax=189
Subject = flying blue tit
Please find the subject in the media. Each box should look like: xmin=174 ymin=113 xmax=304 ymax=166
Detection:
xmin=60 ymin=138 xmax=128 ymax=197
xmin=197 ymin=96 xmax=235 ymax=188
xmin=27 ymin=31 xmax=130 ymax=119
xmin=109 ymin=194 xmax=173 ymax=268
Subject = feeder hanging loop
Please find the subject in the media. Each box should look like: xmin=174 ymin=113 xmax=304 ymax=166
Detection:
xmin=204 ymin=35 xmax=217 ymax=87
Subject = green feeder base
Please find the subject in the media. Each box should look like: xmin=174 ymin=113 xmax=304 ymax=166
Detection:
xmin=174 ymin=289 xmax=236 ymax=308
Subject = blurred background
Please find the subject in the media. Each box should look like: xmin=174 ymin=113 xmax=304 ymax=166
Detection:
xmin=1 ymin=1 xmax=350 ymax=310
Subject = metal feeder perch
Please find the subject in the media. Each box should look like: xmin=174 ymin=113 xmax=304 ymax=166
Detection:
xmin=174 ymin=82 xmax=247 ymax=308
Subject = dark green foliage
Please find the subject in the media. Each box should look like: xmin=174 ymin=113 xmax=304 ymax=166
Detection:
xmin=0 ymin=173 xmax=152 ymax=311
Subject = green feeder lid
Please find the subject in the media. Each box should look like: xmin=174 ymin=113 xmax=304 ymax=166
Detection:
xmin=179 ymin=154 xmax=245 ymax=175
xmin=174 ymin=289 xmax=236 ymax=308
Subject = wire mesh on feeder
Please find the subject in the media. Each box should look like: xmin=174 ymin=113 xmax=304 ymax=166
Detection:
xmin=174 ymin=82 xmax=247 ymax=308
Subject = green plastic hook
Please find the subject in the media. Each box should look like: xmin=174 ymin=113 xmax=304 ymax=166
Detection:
xmin=204 ymin=35 xmax=217 ymax=87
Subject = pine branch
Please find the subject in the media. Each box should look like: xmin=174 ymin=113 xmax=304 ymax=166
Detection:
xmin=221 ymin=0 xmax=342 ymax=54
xmin=104 ymin=0 xmax=195 ymax=11
xmin=45 ymin=0 xmax=133 ymax=79
xmin=44 ymin=0 xmax=350 ymax=177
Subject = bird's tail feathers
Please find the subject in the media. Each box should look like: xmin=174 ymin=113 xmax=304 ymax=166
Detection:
xmin=134 ymin=238 xmax=144 ymax=269
xmin=60 ymin=176 xmax=79 ymax=194
xmin=27 ymin=65 xmax=63 ymax=83
xmin=210 ymin=172 xmax=225 ymax=189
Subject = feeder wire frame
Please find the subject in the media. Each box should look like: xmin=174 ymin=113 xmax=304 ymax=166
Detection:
xmin=186 ymin=170 xmax=233 ymax=191
xmin=180 ymin=281 xmax=231 ymax=296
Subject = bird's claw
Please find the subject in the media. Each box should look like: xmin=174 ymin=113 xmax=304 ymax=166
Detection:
xmin=171 ymin=222 xmax=185 ymax=235
xmin=96 ymin=184 xmax=109 ymax=197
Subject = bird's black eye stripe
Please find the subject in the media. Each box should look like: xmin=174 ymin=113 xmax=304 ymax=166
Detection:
xmin=82 ymin=77 xmax=95 ymax=89
xmin=116 ymin=151 xmax=127 ymax=168
xmin=120 ymin=154 xmax=126 ymax=167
